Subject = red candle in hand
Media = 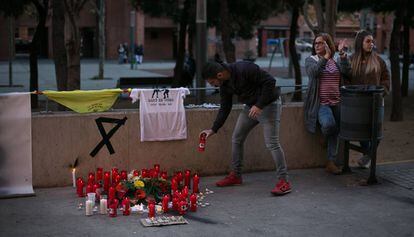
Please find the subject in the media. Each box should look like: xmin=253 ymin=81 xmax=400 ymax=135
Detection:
xmin=193 ymin=174 xmax=200 ymax=194
xmin=103 ymin=172 xmax=110 ymax=193
xmin=96 ymin=168 xmax=103 ymax=182
xmin=184 ymin=170 xmax=191 ymax=188
xmin=148 ymin=201 xmax=155 ymax=218
xmin=109 ymin=186 xmax=116 ymax=201
xmin=162 ymin=194 xmax=169 ymax=213
xmin=122 ymin=197 xmax=130 ymax=216
xmin=198 ymin=132 xmax=207 ymax=152
xmin=133 ymin=170 xmax=139 ymax=177
xmin=190 ymin=193 xmax=197 ymax=212
xmin=120 ymin=170 xmax=127 ymax=180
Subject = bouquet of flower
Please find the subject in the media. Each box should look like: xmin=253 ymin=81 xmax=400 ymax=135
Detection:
xmin=115 ymin=172 xmax=171 ymax=205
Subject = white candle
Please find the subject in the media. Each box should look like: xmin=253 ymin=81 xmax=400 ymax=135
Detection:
xmin=72 ymin=169 xmax=76 ymax=188
xmin=100 ymin=198 xmax=108 ymax=215
xmin=85 ymin=200 xmax=93 ymax=216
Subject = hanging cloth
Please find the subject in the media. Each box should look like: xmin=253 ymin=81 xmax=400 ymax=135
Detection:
xmin=43 ymin=89 xmax=123 ymax=113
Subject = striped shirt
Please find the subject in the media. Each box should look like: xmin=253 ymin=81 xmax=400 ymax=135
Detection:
xmin=319 ymin=59 xmax=340 ymax=105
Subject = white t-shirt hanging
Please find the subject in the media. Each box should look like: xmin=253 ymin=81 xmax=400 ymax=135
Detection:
xmin=130 ymin=88 xmax=190 ymax=141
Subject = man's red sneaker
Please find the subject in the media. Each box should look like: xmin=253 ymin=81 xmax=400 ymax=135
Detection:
xmin=216 ymin=172 xmax=242 ymax=187
xmin=271 ymin=179 xmax=291 ymax=196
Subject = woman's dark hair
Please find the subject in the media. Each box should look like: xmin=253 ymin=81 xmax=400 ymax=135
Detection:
xmin=202 ymin=61 xmax=225 ymax=80
xmin=311 ymin=33 xmax=336 ymax=58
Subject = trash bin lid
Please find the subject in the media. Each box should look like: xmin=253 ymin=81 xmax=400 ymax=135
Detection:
xmin=341 ymin=85 xmax=384 ymax=94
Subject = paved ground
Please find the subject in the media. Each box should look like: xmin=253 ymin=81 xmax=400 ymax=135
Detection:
xmin=0 ymin=162 xmax=413 ymax=237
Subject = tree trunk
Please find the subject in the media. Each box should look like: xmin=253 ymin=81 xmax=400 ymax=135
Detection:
xmin=401 ymin=8 xmax=410 ymax=97
xmin=325 ymin=0 xmax=338 ymax=38
xmin=8 ymin=16 xmax=14 ymax=86
xmin=220 ymin=0 xmax=235 ymax=63
xmin=98 ymin=0 xmax=105 ymax=79
xmin=389 ymin=10 xmax=403 ymax=121
xmin=289 ymin=4 xmax=302 ymax=102
xmin=52 ymin=0 xmax=68 ymax=91
xmin=313 ymin=0 xmax=324 ymax=33
xmin=172 ymin=0 xmax=190 ymax=87
xmin=30 ymin=0 xmax=48 ymax=108
xmin=64 ymin=6 xmax=81 ymax=90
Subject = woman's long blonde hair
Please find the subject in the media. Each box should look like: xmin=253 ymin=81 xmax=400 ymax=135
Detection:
xmin=351 ymin=30 xmax=381 ymax=79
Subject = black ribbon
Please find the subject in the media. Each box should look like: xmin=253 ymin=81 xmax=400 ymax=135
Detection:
xmin=90 ymin=117 xmax=127 ymax=157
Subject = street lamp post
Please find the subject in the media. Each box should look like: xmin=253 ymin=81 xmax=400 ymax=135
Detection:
xmin=130 ymin=11 xmax=136 ymax=70
xmin=196 ymin=0 xmax=207 ymax=104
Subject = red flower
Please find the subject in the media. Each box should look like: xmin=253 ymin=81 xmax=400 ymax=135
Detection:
xmin=135 ymin=189 xmax=146 ymax=200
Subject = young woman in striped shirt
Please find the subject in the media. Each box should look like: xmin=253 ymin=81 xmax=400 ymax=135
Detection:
xmin=304 ymin=33 xmax=346 ymax=174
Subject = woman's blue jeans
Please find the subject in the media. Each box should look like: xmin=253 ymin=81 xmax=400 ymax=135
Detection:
xmin=231 ymin=99 xmax=288 ymax=180
xmin=318 ymin=104 xmax=340 ymax=161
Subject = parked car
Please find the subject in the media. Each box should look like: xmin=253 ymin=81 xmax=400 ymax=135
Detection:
xmin=295 ymin=39 xmax=313 ymax=52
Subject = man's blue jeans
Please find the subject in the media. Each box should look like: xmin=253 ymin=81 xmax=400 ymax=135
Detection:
xmin=318 ymin=104 xmax=340 ymax=161
xmin=231 ymin=99 xmax=288 ymax=180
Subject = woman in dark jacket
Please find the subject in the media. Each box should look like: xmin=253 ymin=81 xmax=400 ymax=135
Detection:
xmin=338 ymin=30 xmax=390 ymax=168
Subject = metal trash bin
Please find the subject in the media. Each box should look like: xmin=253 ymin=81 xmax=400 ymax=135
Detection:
xmin=339 ymin=85 xmax=385 ymax=185
xmin=339 ymin=85 xmax=384 ymax=141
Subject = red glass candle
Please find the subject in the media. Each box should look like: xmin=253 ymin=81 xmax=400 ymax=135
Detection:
xmin=154 ymin=164 xmax=160 ymax=173
xmin=133 ymin=170 xmax=139 ymax=177
xmin=114 ymin=174 xmax=121 ymax=185
xmin=120 ymin=170 xmax=127 ymax=180
xmin=109 ymin=186 xmax=116 ymax=201
xmin=172 ymin=197 xmax=179 ymax=211
xmin=171 ymin=178 xmax=178 ymax=193
xmin=109 ymin=198 xmax=118 ymax=217
xmin=190 ymin=193 xmax=197 ymax=212
xmin=160 ymin=171 xmax=168 ymax=180
xmin=193 ymin=174 xmax=200 ymax=193
xmin=93 ymin=183 xmax=99 ymax=193
xmin=103 ymin=172 xmax=110 ymax=193
xmin=184 ymin=170 xmax=191 ymax=188
xmin=122 ymin=197 xmax=130 ymax=216
xmin=148 ymin=201 xmax=155 ymax=218
xmin=86 ymin=184 xmax=93 ymax=194
xmin=182 ymin=186 xmax=189 ymax=200
xmin=178 ymin=200 xmax=188 ymax=215
xmin=88 ymin=172 xmax=95 ymax=185
xmin=162 ymin=194 xmax=169 ymax=213
xmin=111 ymin=168 xmax=118 ymax=184
xmin=76 ymin=177 xmax=82 ymax=195
xmin=141 ymin=169 xmax=148 ymax=178
xmin=176 ymin=171 xmax=183 ymax=185
xmin=96 ymin=168 xmax=103 ymax=182
xmin=77 ymin=179 xmax=85 ymax=197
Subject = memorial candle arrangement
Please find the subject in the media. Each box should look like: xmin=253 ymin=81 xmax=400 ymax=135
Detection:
xmin=75 ymin=165 xmax=204 ymax=218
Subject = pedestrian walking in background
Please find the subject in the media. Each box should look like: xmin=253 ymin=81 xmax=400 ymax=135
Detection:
xmin=200 ymin=60 xmax=292 ymax=196
xmin=117 ymin=43 xmax=125 ymax=64
xmin=338 ymin=30 xmax=390 ymax=168
xmin=304 ymin=33 xmax=346 ymax=175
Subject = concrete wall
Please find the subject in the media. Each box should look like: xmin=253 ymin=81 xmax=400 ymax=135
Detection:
xmin=32 ymin=104 xmax=326 ymax=187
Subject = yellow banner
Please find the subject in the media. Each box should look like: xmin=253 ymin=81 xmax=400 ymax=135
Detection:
xmin=43 ymin=89 xmax=123 ymax=113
